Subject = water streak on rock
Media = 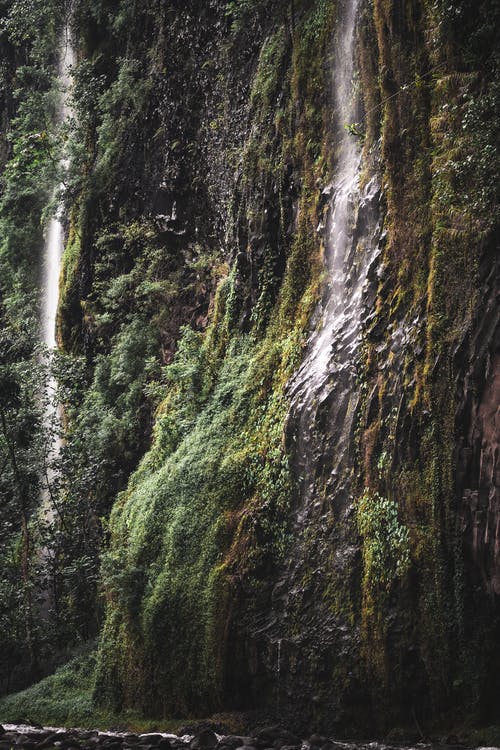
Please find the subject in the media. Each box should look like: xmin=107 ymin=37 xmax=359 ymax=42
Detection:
xmin=288 ymin=0 xmax=379 ymax=515
xmin=262 ymin=0 xmax=382 ymax=690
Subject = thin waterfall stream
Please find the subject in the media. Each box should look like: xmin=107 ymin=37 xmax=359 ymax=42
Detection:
xmin=287 ymin=0 xmax=379 ymax=515
xmin=266 ymin=0 xmax=381 ymax=662
xmin=39 ymin=28 xmax=75 ymax=611
xmin=41 ymin=30 xmax=74 ymax=354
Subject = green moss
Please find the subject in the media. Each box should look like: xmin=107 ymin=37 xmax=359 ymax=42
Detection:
xmin=0 ymin=648 xmax=203 ymax=731
xmin=354 ymin=0 xmax=499 ymax=726
xmin=357 ymin=489 xmax=410 ymax=594
xmin=94 ymin=301 xmax=308 ymax=714
xmin=92 ymin=6 xmax=335 ymax=715
xmin=0 ymin=650 xmax=96 ymax=728
xmin=58 ymin=217 xmax=83 ymax=351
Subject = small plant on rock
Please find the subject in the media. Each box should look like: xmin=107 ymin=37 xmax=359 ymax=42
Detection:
xmin=356 ymin=489 xmax=410 ymax=593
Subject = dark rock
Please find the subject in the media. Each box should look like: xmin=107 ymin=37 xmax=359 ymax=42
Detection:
xmin=190 ymin=733 xmax=218 ymax=750
xmin=321 ymin=183 xmax=334 ymax=203
xmin=254 ymin=730 xmax=300 ymax=750
xmin=273 ymin=735 xmax=300 ymax=750
xmin=32 ymin=733 xmax=51 ymax=742
xmin=218 ymin=739 xmax=253 ymax=750
xmin=139 ymin=732 xmax=165 ymax=745
xmin=37 ymin=733 xmax=62 ymax=749
xmin=99 ymin=743 xmax=122 ymax=750
xmin=255 ymin=728 xmax=281 ymax=746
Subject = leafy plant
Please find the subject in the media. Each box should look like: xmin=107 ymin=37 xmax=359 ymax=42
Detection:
xmin=356 ymin=490 xmax=410 ymax=592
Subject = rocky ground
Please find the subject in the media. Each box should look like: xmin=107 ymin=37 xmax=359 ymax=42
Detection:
xmin=1 ymin=724 xmax=499 ymax=750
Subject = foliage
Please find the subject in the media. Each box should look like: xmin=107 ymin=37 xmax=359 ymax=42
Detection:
xmin=0 ymin=644 xmax=213 ymax=731
xmin=0 ymin=0 xmax=66 ymax=693
xmin=0 ymin=300 xmax=48 ymax=692
xmin=0 ymin=649 xmax=96 ymax=727
xmin=356 ymin=490 xmax=410 ymax=592
xmin=1 ymin=0 xmax=498 ymax=732
xmin=225 ymin=0 xmax=287 ymax=35
xmin=89 ymin=0 xmax=332 ymax=717
xmin=93 ymin=326 xmax=296 ymax=713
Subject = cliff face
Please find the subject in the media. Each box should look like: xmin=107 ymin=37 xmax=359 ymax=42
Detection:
xmin=51 ymin=0 xmax=499 ymax=734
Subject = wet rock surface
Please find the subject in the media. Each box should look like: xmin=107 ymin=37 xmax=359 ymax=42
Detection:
xmin=0 ymin=726 xmax=497 ymax=750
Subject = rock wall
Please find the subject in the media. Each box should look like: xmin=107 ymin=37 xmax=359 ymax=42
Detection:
xmin=57 ymin=0 xmax=499 ymax=734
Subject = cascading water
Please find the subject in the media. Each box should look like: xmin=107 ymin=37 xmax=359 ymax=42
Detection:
xmin=39 ymin=28 xmax=75 ymax=612
xmin=41 ymin=30 xmax=74 ymax=354
xmin=287 ymin=0 xmax=379 ymax=515
xmin=261 ymin=0 xmax=381 ymax=692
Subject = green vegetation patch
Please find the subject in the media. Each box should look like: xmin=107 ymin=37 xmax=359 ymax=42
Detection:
xmin=0 ymin=651 xmax=96 ymax=728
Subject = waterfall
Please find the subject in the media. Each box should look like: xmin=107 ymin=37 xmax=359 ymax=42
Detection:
xmin=265 ymin=0 xmax=381 ymax=649
xmin=41 ymin=30 xmax=74 ymax=353
xmin=287 ymin=0 xmax=380 ymax=514
xmin=39 ymin=28 xmax=75 ymax=612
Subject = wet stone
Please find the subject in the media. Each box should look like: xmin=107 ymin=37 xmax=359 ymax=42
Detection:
xmin=139 ymin=736 xmax=165 ymax=744
xmin=273 ymin=734 xmax=300 ymax=749
xmin=256 ymin=729 xmax=282 ymax=747
xmin=219 ymin=738 xmax=254 ymax=750
xmin=190 ymin=732 xmax=218 ymax=750
xmin=37 ymin=733 xmax=63 ymax=749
